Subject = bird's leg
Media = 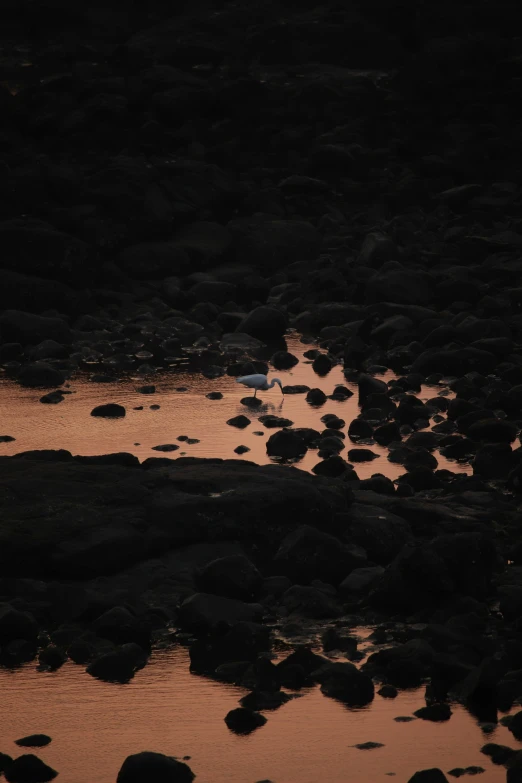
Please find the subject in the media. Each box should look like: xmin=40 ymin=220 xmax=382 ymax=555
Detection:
xmin=253 ymin=388 xmax=257 ymax=398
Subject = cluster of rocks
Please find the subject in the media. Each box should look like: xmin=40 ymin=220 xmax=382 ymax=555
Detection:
xmin=2 ymin=0 xmax=522 ymax=778
xmin=0 ymin=449 xmax=522 ymax=776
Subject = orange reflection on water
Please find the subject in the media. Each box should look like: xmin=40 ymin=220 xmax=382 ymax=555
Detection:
xmin=0 ymin=646 xmax=518 ymax=783
xmin=0 ymin=336 xmax=472 ymax=480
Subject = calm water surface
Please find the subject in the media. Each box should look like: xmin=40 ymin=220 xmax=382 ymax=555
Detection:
xmin=0 ymin=645 xmax=519 ymax=783
xmin=0 ymin=334 xmax=472 ymax=479
xmin=1 ymin=335 xmax=498 ymax=782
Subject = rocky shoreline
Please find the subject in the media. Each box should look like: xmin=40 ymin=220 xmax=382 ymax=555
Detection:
xmin=2 ymin=0 xmax=522 ymax=780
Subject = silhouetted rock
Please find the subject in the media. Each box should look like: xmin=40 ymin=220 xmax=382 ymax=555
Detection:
xmin=117 ymin=752 xmax=194 ymax=783
xmin=224 ymin=707 xmax=267 ymax=734
xmin=90 ymin=403 xmax=126 ymax=418
xmin=4 ymin=754 xmax=57 ymax=783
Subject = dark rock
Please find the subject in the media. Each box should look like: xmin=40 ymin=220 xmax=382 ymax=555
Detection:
xmin=178 ymin=593 xmax=262 ymax=633
xmin=468 ymin=419 xmax=518 ymax=444
xmin=151 ymin=444 xmax=180 ymax=452
xmin=407 ymin=771 xmax=449 ymax=783
xmin=274 ymin=525 xmax=365 ymax=585
xmin=4 ymin=755 xmax=58 ymax=783
xmin=18 ymin=363 xmax=66 ymax=389
xmin=271 ymin=351 xmax=298 ymax=370
xmin=237 ymin=306 xmax=288 ymax=339
xmin=14 ymin=737 xmax=51 ymax=749
xmin=313 ymin=353 xmax=334 ymax=375
xmin=266 ymin=429 xmax=307 ymax=459
xmin=0 ymin=754 xmax=13 ymax=774
xmin=320 ymin=414 xmax=345 ymax=430
xmin=116 ymin=751 xmax=195 ymax=783
xmin=38 ymin=644 xmax=66 ymax=670
xmin=374 ymin=421 xmax=402 ymax=445
xmin=306 ymin=388 xmax=327 ymax=405
xmin=39 ymin=391 xmax=64 ymax=404
xmin=206 ymin=391 xmax=223 ymax=400
xmin=348 ymin=419 xmax=374 ymax=442
xmin=240 ymin=690 xmax=291 ymax=711
xmin=86 ymin=648 xmax=144 ymax=683
xmin=354 ymin=741 xmax=384 ymax=750
xmin=481 ymin=743 xmax=517 ymax=765
xmin=347 ymin=449 xmax=379 ymax=462
xmin=234 ymin=445 xmax=250 ymax=454
xmin=282 ymin=585 xmax=342 ymax=619
xmin=0 ymin=310 xmax=71 ymax=346
xmin=312 ymin=456 xmax=352 ymax=477
xmin=90 ymin=403 xmax=126 ymax=418
xmin=197 ymin=554 xmax=262 ymax=601
xmin=224 ymin=707 xmax=267 ymax=734
xmin=0 ymin=603 xmax=38 ymax=645
xmin=378 ymin=685 xmax=398 ymax=698
xmin=508 ymin=710 xmax=522 ymax=741
xmin=227 ymin=415 xmax=251 ymax=429
xmin=339 ymin=566 xmax=385 ymax=595
xmin=322 ymin=628 xmax=358 ymax=655
xmin=414 ymin=703 xmax=452 ymax=721
xmin=259 ymin=415 xmax=294 ymax=428
xmin=137 ymin=385 xmax=155 ymax=394
xmin=358 ymin=373 xmax=388 ymax=405
xmin=314 ymin=661 xmax=374 ymax=706
xmin=283 ymin=385 xmax=310 ymax=394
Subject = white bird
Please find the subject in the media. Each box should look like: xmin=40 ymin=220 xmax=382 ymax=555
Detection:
xmin=236 ymin=373 xmax=284 ymax=398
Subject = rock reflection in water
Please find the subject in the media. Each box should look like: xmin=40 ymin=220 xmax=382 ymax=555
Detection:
xmin=0 ymin=646 xmax=518 ymax=783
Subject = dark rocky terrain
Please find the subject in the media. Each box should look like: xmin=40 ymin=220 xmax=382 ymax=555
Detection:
xmin=2 ymin=0 xmax=522 ymax=780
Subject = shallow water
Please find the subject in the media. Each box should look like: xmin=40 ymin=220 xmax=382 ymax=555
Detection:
xmin=0 ymin=644 xmax=518 ymax=783
xmin=0 ymin=334 xmax=472 ymax=480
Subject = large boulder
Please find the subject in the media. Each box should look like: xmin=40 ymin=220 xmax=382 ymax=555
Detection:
xmin=0 ymin=310 xmax=71 ymax=345
xmin=266 ymin=429 xmax=307 ymax=459
xmin=4 ymin=754 xmax=57 ymax=783
xmin=117 ymin=752 xmax=194 ymax=783
xmin=371 ymin=532 xmax=497 ymax=611
xmin=196 ymin=554 xmax=262 ymax=601
xmin=345 ymin=504 xmax=412 ymax=564
xmin=273 ymin=525 xmax=366 ymax=585
xmin=313 ymin=661 xmax=375 ymax=706
xmin=237 ymin=306 xmax=288 ymax=339
xmin=0 ymin=603 xmax=38 ymax=645
xmin=178 ymin=593 xmax=263 ymax=632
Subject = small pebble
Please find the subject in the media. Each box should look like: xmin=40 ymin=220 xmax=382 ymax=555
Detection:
xmin=150 ymin=404 xmax=160 ymax=410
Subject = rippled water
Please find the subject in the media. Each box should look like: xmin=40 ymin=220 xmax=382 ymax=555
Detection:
xmin=0 ymin=334 xmax=472 ymax=479
xmin=0 ymin=645 xmax=518 ymax=783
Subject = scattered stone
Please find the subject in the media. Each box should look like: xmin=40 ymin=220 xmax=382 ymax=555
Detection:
xmin=39 ymin=391 xmax=64 ymax=404
xmin=266 ymin=429 xmax=307 ymax=459
xmin=15 ymin=736 xmax=51 ymax=748
xmin=137 ymin=385 xmax=155 ymax=394
xmin=259 ymin=415 xmax=294 ymax=428
xmin=91 ymin=403 xmax=126 ymax=418
xmin=225 ymin=707 xmax=267 ymax=734
xmin=0 ymin=435 xmax=15 ymax=442
xmin=116 ymin=752 xmax=195 ymax=783
xmin=306 ymin=388 xmax=327 ymax=405
xmin=414 ymin=704 xmax=452 ymax=722
xmin=227 ymin=415 xmax=251 ymax=429
xmin=151 ymin=444 xmax=180 ymax=452
xmin=354 ymin=742 xmax=384 ymax=750
xmin=347 ymin=448 xmax=379 ymax=462
xmin=206 ymin=392 xmax=223 ymax=399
